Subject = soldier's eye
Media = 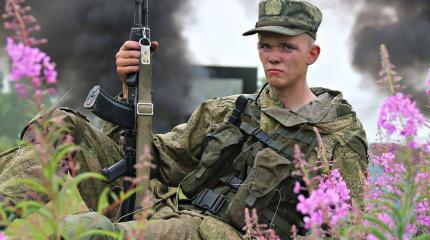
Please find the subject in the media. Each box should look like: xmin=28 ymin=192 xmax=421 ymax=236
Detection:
xmin=281 ymin=43 xmax=296 ymax=51
xmin=259 ymin=43 xmax=271 ymax=50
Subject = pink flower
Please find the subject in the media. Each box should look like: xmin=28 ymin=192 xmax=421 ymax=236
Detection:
xmin=14 ymin=83 xmax=27 ymax=97
xmin=366 ymin=150 xmax=430 ymax=237
xmin=377 ymin=93 xmax=425 ymax=137
xmin=46 ymin=88 xmax=56 ymax=95
xmin=416 ymin=200 xmax=430 ymax=227
xmin=296 ymin=169 xmax=351 ymax=229
xmin=34 ymin=89 xmax=43 ymax=98
xmin=5 ymin=37 xmax=58 ymax=99
xmin=293 ymin=181 xmax=301 ymax=194
xmin=423 ymin=143 xmax=430 ymax=153
xmin=0 ymin=232 xmax=5 ymax=240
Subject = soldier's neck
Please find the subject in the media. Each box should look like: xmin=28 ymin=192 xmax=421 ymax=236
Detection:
xmin=272 ymin=83 xmax=316 ymax=111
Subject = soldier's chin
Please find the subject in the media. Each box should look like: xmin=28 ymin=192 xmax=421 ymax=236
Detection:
xmin=266 ymin=78 xmax=291 ymax=89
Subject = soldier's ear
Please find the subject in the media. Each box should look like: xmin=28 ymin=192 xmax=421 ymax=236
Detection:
xmin=307 ymin=44 xmax=320 ymax=65
xmin=257 ymin=34 xmax=262 ymax=49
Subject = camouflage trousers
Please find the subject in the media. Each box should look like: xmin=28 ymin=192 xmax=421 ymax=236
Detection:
xmin=0 ymin=108 xmax=242 ymax=240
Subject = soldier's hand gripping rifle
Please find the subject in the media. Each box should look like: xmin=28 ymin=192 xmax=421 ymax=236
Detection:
xmin=84 ymin=0 xmax=152 ymax=221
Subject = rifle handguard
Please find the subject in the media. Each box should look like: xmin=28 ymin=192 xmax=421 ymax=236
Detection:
xmin=84 ymin=86 xmax=135 ymax=129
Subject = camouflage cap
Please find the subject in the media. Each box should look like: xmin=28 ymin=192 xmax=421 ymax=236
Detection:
xmin=243 ymin=0 xmax=323 ymax=39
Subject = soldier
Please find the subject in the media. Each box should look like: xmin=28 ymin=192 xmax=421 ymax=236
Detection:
xmin=0 ymin=0 xmax=368 ymax=239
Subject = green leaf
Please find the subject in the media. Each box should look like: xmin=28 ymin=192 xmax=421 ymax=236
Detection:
xmin=367 ymin=226 xmax=389 ymax=240
xmin=121 ymin=187 xmax=139 ymax=201
xmin=78 ymin=229 xmax=121 ymax=239
xmin=11 ymin=178 xmax=49 ymax=195
xmin=368 ymin=198 xmax=395 ymax=208
xmin=382 ymin=192 xmax=401 ymax=202
xmin=389 ymin=204 xmax=403 ymax=223
xmin=109 ymin=191 xmax=119 ymax=202
xmin=97 ymin=188 xmax=111 ymax=213
xmin=6 ymin=212 xmax=55 ymax=240
xmin=363 ymin=216 xmax=392 ymax=236
xmin=71 ymin=172 xmax=106 ymax=185
xmin=45 ymin=144 xmax=79 ymax=177
xmin=15 ymin=200 xmax=46 ymax=216
xmin=413 ymin=234 xmax=430 ymax=240
xmin=5 ymin=215 xmax=55 ymax=239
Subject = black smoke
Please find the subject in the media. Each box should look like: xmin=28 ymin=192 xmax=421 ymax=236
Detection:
xmin=1 ymin=0 xmax=194 ymax=132
xmin=348 ymin=1 xmax=430 ymax=107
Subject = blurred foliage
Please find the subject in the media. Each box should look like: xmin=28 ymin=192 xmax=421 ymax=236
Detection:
xmin=0 ymin=91 xmax=36 ymax=152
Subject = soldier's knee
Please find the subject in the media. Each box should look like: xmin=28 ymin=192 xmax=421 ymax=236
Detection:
xmin=21 ymin=107 xmax=90 ymax=144
xmin=49 ymin=107 xmax=90 ymax=128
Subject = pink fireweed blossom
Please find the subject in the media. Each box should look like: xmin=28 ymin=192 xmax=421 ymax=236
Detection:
xmin=293 ymin=181 xmax=301 ymax=194
xmin=416 ymin=200 xmax=430 ymax=228
xmin=5 ymin=37 xmax=57 ymax=97
xmin=367 ymin=152 xmax=404 ymax=201
xmin=14 ymin=82 xmax=27 ymax=98
xmin=366 ymin=152 xmax=430 ymax=237
xmin=377 ymin=92 xmax=425 ymax=137
xmin=296 ymin=169 xmax=351 ymax=229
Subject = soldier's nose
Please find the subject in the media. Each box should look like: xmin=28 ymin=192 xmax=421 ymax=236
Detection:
xmin=267 ymin=52 xmax=281 ymax=64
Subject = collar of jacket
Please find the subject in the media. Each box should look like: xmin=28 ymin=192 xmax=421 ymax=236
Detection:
xmin=257 ymin=85 xmax=353 ymax=131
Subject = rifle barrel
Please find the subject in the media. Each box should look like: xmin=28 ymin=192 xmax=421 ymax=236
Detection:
xmin=134 ymin=0 xmax=143 ymax=27
xmin=144 ymin=0 xmax=149 ymax=27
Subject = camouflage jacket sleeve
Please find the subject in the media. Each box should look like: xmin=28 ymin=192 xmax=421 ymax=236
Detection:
xmin=331 ymin=127 xmax=369 ymax=203
xmin=151 ymin=97 xmax=237 ymax=186
xmin=100 ymin=96 xmax=236 ymax=186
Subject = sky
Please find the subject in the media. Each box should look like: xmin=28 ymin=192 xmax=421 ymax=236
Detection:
xmin=182 ymin=0 xmax=383 ymax=141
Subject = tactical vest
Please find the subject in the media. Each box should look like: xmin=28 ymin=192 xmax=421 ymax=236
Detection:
xmin=180 ymin=94 xmax=326 ymax=238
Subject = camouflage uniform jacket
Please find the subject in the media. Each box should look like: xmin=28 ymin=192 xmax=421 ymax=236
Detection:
xmin=146 ymin=86 xmax=368 ymax=236
xmin=0 ymin=85 xmax=368 ymax=239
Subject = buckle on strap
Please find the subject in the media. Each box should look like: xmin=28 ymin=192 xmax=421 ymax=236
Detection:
xmin=191 ymin=188 xmax=226 ymax=214
xmin=252 ymin=128 xmax=271 ymax=143
xmin=137 ymin=103 xmax=153 ymax=116
xmin=219 ymin=175 xmax=242 ymax=190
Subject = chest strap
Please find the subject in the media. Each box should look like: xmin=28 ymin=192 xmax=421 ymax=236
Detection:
xmin=240 ymin=122 xmax=284 ymax=153
xmin=239 ymin=121 xmax=318 ymax=159
xmin=227 ymin=95 xmax=248 ymax=126
xmin=191 ymin=188 xmax=227 ymax=214
xmin=190 ymin=174 xmax=243 ymax=215
xmin=219 ymin=175 xmax=242 ymax=190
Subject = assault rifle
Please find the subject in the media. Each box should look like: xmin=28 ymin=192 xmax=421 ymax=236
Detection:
xmin=84 ymin=0 xmax=152 ymax=221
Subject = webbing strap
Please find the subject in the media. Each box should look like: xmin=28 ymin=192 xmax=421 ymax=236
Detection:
xmin=275 ymin=125 xmax=315 ymax=145
xmin=240 ymin=119 xmax=318 ymax=159
xmin=239 ymin=122 xmax=287 ymax=154
xmin=191 ymin=188 xmax=226 ymax=214
xmin=219 ymin=175 xmax=242 ymax=190
xmin=228 ymin=95 xmax=248 ymax=126
xmin=240 ymin=122 xmax=271 ymax=144
xmin=135 ymin=52 xmax=153 ymax=208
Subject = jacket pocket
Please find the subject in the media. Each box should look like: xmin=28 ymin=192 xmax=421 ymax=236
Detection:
xmin=181 ymin=123 xmax=244 ymax=197
xmin=224 ymin=147 xmax=291 ymax=229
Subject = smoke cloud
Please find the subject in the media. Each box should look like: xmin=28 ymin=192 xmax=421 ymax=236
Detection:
xmin=1 ymin=0 xmax=194 ymax=132
xmin=348 ymin=0 xmax=430 ymax=107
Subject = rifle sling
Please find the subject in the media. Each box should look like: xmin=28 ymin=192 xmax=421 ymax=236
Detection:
xmin=135 ymin=57 xmax=153 ymax=210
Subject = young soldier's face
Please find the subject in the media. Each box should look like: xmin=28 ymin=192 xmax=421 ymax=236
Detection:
xmin=258 ymin=32 xmax=319 ymax=90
